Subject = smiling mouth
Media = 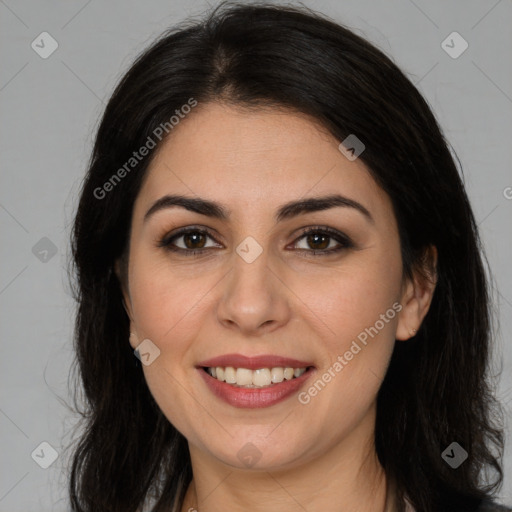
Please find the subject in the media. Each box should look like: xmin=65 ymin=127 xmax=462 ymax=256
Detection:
xmin=201 ymin=366 xmax=314 ymax=388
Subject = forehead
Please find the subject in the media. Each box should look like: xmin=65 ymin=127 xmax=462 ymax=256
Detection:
xmin=135 ymin=102 xmax=391 ymax=222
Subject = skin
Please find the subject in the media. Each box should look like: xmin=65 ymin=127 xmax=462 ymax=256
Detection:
xmin=116 ymin=102 xmax=437 ymax=512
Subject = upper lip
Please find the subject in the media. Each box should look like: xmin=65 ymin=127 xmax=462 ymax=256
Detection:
xmin=197 ymin=353 xmax=314 ymax=370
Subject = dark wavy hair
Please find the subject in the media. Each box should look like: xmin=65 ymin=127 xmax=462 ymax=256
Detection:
xmin=67 ymin=2 xmax=506 ymax=511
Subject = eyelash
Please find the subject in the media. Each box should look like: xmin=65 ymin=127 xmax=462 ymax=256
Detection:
xmin=157 ymin=225 xmax=353 ymax=257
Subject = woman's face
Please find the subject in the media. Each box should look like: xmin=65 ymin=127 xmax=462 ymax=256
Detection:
xmin=118 ymin=102 xmax=430 ymax=470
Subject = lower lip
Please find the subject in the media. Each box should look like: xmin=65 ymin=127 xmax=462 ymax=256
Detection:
xmin=197 ymin=367 xmax=315 ymax=408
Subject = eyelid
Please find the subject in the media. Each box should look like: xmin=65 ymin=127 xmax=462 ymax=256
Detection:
xmin=289 ymin=226 xmax=353 ymax=254
xmin=157 ymin=225 xmax=221 ymax=248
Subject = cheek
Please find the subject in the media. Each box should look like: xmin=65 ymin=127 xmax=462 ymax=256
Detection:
xmin=294 ymin=246 xmax=402 ymax=347
xmin=297 ymin=248 xmax=401 ymax=408
xmin=127 ymin=256 xmax=209 ymax=438
xmin=128 ymin=250 xmax=211 ymax=342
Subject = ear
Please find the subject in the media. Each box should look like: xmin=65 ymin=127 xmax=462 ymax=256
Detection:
xmin=114 ymin=258 xmax=131 ymax=316
xmin=396 ymin=245 xmax=438 ymax=341
xmin=114 ymin=258 xmax=138 ymax=349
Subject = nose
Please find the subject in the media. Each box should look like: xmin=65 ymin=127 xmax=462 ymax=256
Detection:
xmin=216 ymin=245 xmax=292 ymax=336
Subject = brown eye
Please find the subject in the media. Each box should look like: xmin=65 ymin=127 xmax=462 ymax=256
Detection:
xmin=158 ymin=226 xmax=353 ymax=257
xmin=292 ymin=226 xmax=353 ymax=255
xmin=158 ymin=228 xmax=221 ymax=255
xmin=305 ymin=232 xmax=330 ymax=250
xmin=181 ymin=232 xmax=207 ymax=249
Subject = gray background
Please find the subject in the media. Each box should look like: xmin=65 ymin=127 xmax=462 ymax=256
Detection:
xmin=1 ymin=0 xmax=511 ymax=510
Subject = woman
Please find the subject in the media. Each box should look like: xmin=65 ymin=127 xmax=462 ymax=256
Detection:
xmin=67 ymin=2 xmax=510 ymax=511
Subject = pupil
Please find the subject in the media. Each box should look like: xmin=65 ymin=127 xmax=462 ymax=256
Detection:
xmin=185 ymin=233 xmax=205 ymax=249
xmin=308 ymin=233 xmax=328 ymax=250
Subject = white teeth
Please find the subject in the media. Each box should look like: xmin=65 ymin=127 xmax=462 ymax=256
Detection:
xmin=224 ymin=366 xmax=236 ymax=384
xmin=236 ymin=368 xmax=253 ymax=386
xmin=270 ymin=367 xmax=284 ymax=383
xmin=253 ymin=368 xmax=271 ymax=387
xmin=284 ymin=368 xmax=294 ymax=380
xmin=206 ymin=366 xmax=308 ymax=388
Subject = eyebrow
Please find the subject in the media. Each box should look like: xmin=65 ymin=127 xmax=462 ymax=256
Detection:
xmin=143 ymin=193 xmax=374 ymax=224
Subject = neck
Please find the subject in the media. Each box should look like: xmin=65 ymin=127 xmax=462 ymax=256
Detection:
xmin=180 ymin=410 xmax=398 ymax=512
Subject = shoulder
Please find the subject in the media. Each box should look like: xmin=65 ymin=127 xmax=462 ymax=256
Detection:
xmin=476 ymin=499 xmax=512 ymax=511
